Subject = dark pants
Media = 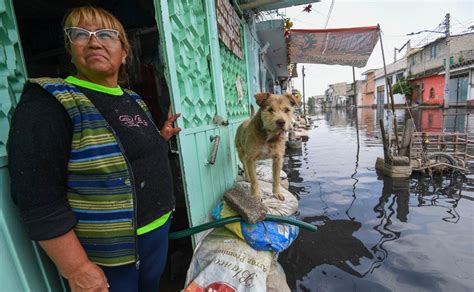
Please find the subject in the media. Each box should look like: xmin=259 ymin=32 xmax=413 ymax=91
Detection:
xmin=102 ymin=217 xmax=172 ymax=292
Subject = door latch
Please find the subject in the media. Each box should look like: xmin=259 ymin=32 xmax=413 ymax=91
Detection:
xmin=208 ymin=135 xmax=220 ymax=165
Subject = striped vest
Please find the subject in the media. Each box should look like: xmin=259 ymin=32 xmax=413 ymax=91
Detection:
xmin=30 ymin=77 xmax=152 ymax=266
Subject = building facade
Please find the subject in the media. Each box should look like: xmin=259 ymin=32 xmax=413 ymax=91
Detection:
xmin=410 ymin=74 xmax=445 ymax=105
xmin=347 ymin=80 xmax=364 ymax=107
xmin=360 ymin=69 xmax=376 ymax=107
xmin=407 ymin=33 xmax=474 ymax=106
xmin=373 ymin=57 xmax=407 ymax=106
xmin=326 ymin=82 xmax=350 ymax=108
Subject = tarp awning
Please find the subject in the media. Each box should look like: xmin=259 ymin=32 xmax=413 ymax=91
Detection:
xmin=239 ymin=0 xmax=320 ymax=12
xmin=289 ymin=26 xmax=380 ymax=68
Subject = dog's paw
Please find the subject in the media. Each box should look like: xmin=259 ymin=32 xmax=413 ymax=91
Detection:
xmin=250 ymin=188 xmax=262 ymax=200
xmin=274 ymin=192 xmax=285 ymax=201
xmin=255 ymin=190 xmax=262 ymax=199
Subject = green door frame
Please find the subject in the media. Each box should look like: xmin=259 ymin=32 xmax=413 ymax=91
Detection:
xmin=154 ymin=0 xmax=243 ymax=242
xmin=1 ymin=0 xmax=66 ymax=290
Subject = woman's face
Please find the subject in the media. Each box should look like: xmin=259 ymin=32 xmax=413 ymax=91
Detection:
xmin=69 ymin=22 xmax=126 ymax=84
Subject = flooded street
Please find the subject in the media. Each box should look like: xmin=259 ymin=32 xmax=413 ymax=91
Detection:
xmin=279 ymin=107 xmax=474 ymax=292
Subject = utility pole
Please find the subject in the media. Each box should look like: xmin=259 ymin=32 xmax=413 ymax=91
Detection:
xmin=443 ymin=13 xmax=450 ymax=109
xmin=302 ymin=65 xmax=306 ymax=116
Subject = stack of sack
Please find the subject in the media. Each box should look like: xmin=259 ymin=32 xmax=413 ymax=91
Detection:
xmin=212 ymin=181 xmax=299 ymax=253
xmin=184 ymin=162 xmax=298 ymax=291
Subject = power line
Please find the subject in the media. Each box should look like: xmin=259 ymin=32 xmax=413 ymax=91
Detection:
xmin=407 ymin=20 xmax=473 ymax=48
xmin=411 ymin=25 xmax=443 ymax=48
xmin=451 ymin=16 xmax=472 ymax=28
xmin=450 ymin=20 xmax=473 ymax=30
xmin=450 ymin=20 xmax=474 ymax=34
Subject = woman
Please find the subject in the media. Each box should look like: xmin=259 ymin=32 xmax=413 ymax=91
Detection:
xmin=8 ymin=6 xmax=181 ymax=292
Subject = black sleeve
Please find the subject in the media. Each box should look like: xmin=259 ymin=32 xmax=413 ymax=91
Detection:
xmin=8 ymin=83 xmax=77 ymax=240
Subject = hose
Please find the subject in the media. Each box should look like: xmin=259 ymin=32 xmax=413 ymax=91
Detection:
xmin=168 ymin=214 xmax=317 ymax=240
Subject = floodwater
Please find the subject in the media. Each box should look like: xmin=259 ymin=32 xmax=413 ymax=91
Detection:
xmin=279 ymin=107 xmax=474 ymax=292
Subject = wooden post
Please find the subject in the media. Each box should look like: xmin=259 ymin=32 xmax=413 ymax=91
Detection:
xmin=399 ymin=118 xmax=414 ymax=157
xmin=352 ymin=66 xmax=357 ymax=108
xmin=380 ymin=119 xmax=390 ymax=163
xmin=302 ymin=66 xmax=306 ymax=117
xmin=378 ymin=25 xmax=400 ymax=154
xmin=353 ymin=66 xmax=360 ymax=150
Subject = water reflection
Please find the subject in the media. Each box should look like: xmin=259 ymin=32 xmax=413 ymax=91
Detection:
xmin=345 ymin=106 xmax=471 ymax=137
xmin=375 ymin=178 xmax=410 ymax=223
xmin=369 ymin=177 xmax=407 ymax=276
xmin=410 ymin=173 xmax=465 ymax=224
xmin=280 ymin=216 xmax=373 ymax=279
xmin=281 ymin=107 xmax=474 ymax=292
xmin=403 ymin=107 xmax=469 ymax=133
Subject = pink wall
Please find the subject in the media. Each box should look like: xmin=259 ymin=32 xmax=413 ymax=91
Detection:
xmin=411 ymin=75 xmax=445 ymax=106
xmin=361 ymin=72 xmax=375 ymax=107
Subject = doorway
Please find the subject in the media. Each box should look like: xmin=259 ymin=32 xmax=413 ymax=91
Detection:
xmin=13 ymin=0 xmax=192 ymax=289
xmin=449 ymin=73 xmax=469 ymax=106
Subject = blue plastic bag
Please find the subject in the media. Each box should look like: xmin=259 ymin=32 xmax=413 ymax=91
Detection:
xmin=212 ymin=202 xmax=299 ymax=252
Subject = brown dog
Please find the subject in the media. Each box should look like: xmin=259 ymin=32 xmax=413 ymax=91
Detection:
xmin=235 ymin=92 xmax=301 ymax=201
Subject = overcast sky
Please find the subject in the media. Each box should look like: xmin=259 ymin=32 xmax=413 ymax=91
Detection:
xmin=282 ymin=0 xmax=473 ymax=97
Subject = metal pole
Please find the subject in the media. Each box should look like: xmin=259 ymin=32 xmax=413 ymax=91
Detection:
xmin=378 ymin=25 xmax=400 ymax=154
xmin=302 ymin=65 xmax=306 ymax=116
xmin=394 ymin=47 xmax=397 ymax=63
xmin=443 ymin=13 xmax=450 ymax=109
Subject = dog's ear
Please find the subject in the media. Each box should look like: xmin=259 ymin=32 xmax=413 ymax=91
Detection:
xmin=284 ymin=93 xmax=301 ymax=107
xmin=255 ymin=93 xmax=271 ymax=107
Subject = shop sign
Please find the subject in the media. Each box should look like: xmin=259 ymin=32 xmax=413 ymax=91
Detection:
xmin=289 ymin=26 xmax=379 ymax=68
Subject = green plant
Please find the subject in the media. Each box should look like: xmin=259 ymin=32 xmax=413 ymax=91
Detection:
xmin=393 ymin=76 xmax=412 ymax=97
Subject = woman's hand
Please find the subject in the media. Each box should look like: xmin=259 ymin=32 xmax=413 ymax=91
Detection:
xmin=67 ymin=261 xmax=109 ymax=292
xmin=160 ymin=109 xmax=182 ymax=141
xmin=38 ymin=230 xmax=109 ymax=292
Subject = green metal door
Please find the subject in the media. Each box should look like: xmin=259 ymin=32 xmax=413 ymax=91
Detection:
xmin=0 ymin=0 xmax=65 ymax=290
xmin=220 ymin=26 xmax=251 ymax=178
xmin=154 ymin=0 xmax=249 ymax=232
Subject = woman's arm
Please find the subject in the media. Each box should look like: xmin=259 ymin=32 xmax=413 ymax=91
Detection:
xmin=39 ymin=230 xmax=109 ymax=291
xmin=8 ymin=84 xmax=77 ymax=239
xmin=8 ymin=84 xmax=108 ymax=291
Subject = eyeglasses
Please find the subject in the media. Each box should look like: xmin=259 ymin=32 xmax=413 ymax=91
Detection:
xmin=64 ymin=27 xmax=120 ymax=46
